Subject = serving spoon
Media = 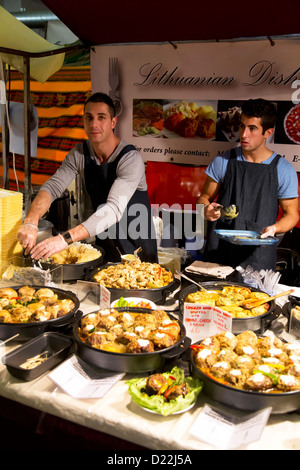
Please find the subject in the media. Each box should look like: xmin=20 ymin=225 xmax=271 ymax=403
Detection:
xmin=240 ymin=289 xmax=294 ymax=310
xmin=215 ymin=204 xmax=239 ymax=220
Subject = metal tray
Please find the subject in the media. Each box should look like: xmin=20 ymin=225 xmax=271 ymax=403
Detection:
xmin=2 ymin=332 xmax=74 ymax=381
xmin=214 ymin=229 xmax=279 ymax=246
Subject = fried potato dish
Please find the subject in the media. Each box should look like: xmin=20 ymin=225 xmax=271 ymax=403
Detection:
xmin=49 ymin=242 xmax=101 ymax=265
xmin=185 ymin=285 xmax=270 ymax=318
xmin=93 ymin=258 xmax=174 ymax=289
xmin=192 ymin=330 xmax=300 ymax=393
xmin=0 ymin=286 xmax=75 ymax=324
xmin=78 ymin=308 xmax=181 ymax=353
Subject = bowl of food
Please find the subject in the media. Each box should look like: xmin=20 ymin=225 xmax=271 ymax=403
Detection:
xmin=42 ymin=242 xmax=104 ymax=281
xmin=89 ymin=258 xmax=177 ymax=303
xmin=73 ymin=307 xmax=190 ymax=373
xmin=189 ymin=330 xmax=300 ymax=414
xmin=0 ymin=285 xmax=80 ymax=341
xmin=179 ymin=281 xmax=278 ymax=334
xmin=111 ymin=297 xmax=156 ymax=310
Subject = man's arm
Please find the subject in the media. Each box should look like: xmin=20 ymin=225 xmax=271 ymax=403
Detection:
xmin=261 ymin=198 xmax=299 ymax=238
xmin=197 ymin=176 xmax=222 ymax=221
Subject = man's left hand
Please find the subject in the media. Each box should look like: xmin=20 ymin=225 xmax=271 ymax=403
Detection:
xmin=260 ymin=225 xmax=276 ymax=238
xmin=30 ymin=235 xmax=68 ymax=260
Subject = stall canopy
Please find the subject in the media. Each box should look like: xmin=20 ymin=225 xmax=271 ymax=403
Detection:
xmin=41 ymin=0 xmax=300 ymax=45
xmin=0 ymin=5 xmax=66 ymax=84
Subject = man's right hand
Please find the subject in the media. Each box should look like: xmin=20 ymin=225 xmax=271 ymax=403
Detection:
xmin=205 ymin=203 xmax=222 ymax=221
xmin=17 ymin=223 xmax=38 ymax=255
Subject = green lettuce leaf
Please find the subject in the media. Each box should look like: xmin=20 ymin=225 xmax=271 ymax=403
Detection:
xmin=126 ymin=366 xmax=203 ymax=416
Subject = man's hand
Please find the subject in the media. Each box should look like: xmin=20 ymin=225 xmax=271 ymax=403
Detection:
xmin=17 ymin=223 xmax=38 ymax=255
xmin=30 ymin=234 xmax=68 ymax=260
xmin=260 ymin=225 xmax=276 ymax=238
xmin=205 ymin=203 xmax=222 ymax=221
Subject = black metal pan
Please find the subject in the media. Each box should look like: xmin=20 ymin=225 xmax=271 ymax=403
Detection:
xmin=0 ymin=285 xmax=80 ymax=342
xmin=41 ymin=246 xmax=105 ymax=281
xmin=282 ymin=294 xmax=300 ymax=337
xmin=87 ymin=262 xmax=178 ymax=303
xmin=189 ymin=337 xmax=300 ymax=414
xmin=179 ymin=281 xmax=279 ymax=334
xmin=73 ymin=307 xmax=190 ymax=373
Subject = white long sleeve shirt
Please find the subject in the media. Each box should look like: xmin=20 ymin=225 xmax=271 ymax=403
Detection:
xmin=40 ymin=139 xmax=147 ymax=238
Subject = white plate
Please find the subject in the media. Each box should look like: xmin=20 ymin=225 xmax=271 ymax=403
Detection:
xmin=111 ymin=297 xmax=157 ymax=310
xmin=140 ymin=402 xmax=195 ymax=415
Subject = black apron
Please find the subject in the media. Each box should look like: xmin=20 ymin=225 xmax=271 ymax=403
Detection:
xmin=83 ymin=141 xmax=158 ymax=263
xmin=204 ymin=148 xmax=280 ymax=271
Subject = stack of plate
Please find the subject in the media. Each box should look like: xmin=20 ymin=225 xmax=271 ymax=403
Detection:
xmin=0 ymin=189 xmax=23 ymax=275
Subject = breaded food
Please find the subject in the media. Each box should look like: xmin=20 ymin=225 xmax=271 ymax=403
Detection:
xmin=193 ymin=330 xmax=300 ymax=393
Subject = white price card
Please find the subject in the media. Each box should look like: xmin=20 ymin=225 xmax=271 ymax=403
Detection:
xmin=183 ymin=303 xmax=232 ymax=343
xmin=189 ymin=404 xmax=272 ymax=449
xmin=49 ymin=354 xmax=125 ymax=398
xmin=99 ymin=283 xmax=111 ymax=308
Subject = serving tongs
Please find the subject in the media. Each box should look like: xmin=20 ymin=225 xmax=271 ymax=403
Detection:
xmin=240 ymin=289 xmax=294 ymax=310
xmin=176 ymin=271 xmax=208 ymax=292
xmin=22 ymin=249 xmax=43 ymax=269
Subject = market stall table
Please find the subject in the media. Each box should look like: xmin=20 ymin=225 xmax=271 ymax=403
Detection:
xmin=0 ymin=282 xmax=299 ymax=450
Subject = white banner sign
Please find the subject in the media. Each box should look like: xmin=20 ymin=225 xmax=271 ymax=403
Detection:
xmin=91 ymin=40 xmax=300 ymax=171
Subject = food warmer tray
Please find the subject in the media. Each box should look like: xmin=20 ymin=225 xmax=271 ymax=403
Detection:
xmin=214 ymin=229 xmax=279 ymax=246
xmin=179 ymin=281 xmax=280 ymax=335
xmin=2 ymin=332 xmax=74 ymax=381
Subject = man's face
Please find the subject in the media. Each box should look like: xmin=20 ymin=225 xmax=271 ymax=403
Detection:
xmin=239 ymin=115 xmax=273 ymax=153
xmin=83 ymin=101 xmax=117 ymax=144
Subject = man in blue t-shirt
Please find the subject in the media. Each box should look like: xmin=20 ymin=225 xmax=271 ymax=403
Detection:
xmin=198 ymin=98 xmax=299 ymax=271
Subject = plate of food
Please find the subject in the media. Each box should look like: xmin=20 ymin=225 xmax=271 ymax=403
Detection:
xmin=127 ymin=366 xmax=203 ymax=416
xmin=111 ymin=297 xmax=157 ymax=309
xmin=284 ymin=104 xmax=300 ymax=144
xmin=214 ymin=229 xmax=279 ymax=245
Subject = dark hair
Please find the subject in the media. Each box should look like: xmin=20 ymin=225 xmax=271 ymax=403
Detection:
xmin=241 ymin=98 xmax=277 ymax=133
xmin=84 ymin=92 xmax=116 ymax=119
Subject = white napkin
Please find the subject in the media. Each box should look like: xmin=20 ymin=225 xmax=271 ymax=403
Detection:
xmin=185 ymin=261 xmax=234 ymax=279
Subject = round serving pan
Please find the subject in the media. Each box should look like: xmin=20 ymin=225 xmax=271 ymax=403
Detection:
xmin=73 ymin=307 xmax=190 ymax=373
xmin=282 ymin=294 xmax=300 ymax=337
xmin=87 ymin=262 xmax=178 ymax=303
xmin=179 ymin=281 xmax=278 ymax=335
xmin=41 ymin=246 xmax=105 ymax=282
xmin=0 ymin=285 xmax=80 ymax=342
xmin=189 ymin=339 xmax=300 ymax=414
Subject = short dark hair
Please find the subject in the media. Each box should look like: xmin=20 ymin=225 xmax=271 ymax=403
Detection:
xmin=241 ymin=98 xmax=277 ymax=133
xmin=84 ymin=92 xmax=116 ymax=119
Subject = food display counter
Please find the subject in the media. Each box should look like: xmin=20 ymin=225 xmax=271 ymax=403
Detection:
xmin=0 ymin=276 xmax=299 ymax=451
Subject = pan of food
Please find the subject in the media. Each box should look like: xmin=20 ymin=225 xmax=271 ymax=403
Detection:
xmin=42 ymin=243 xmax=105 ymax=281
xmin=88 ymin=259 xmax=178 ymax=303
xmin=179 ymin=281 xmax=279 ymax=334
xmin=73 ymin=307 xmax=190 ymax=373
xmin=189 ymin=330 xmax=300 ymax=414
xmin=0 ymin=285 xmax=80 ymax=341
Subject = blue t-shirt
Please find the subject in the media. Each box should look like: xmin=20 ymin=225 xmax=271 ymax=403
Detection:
xmin=205 ymin=147 xmax=299 ymax=199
